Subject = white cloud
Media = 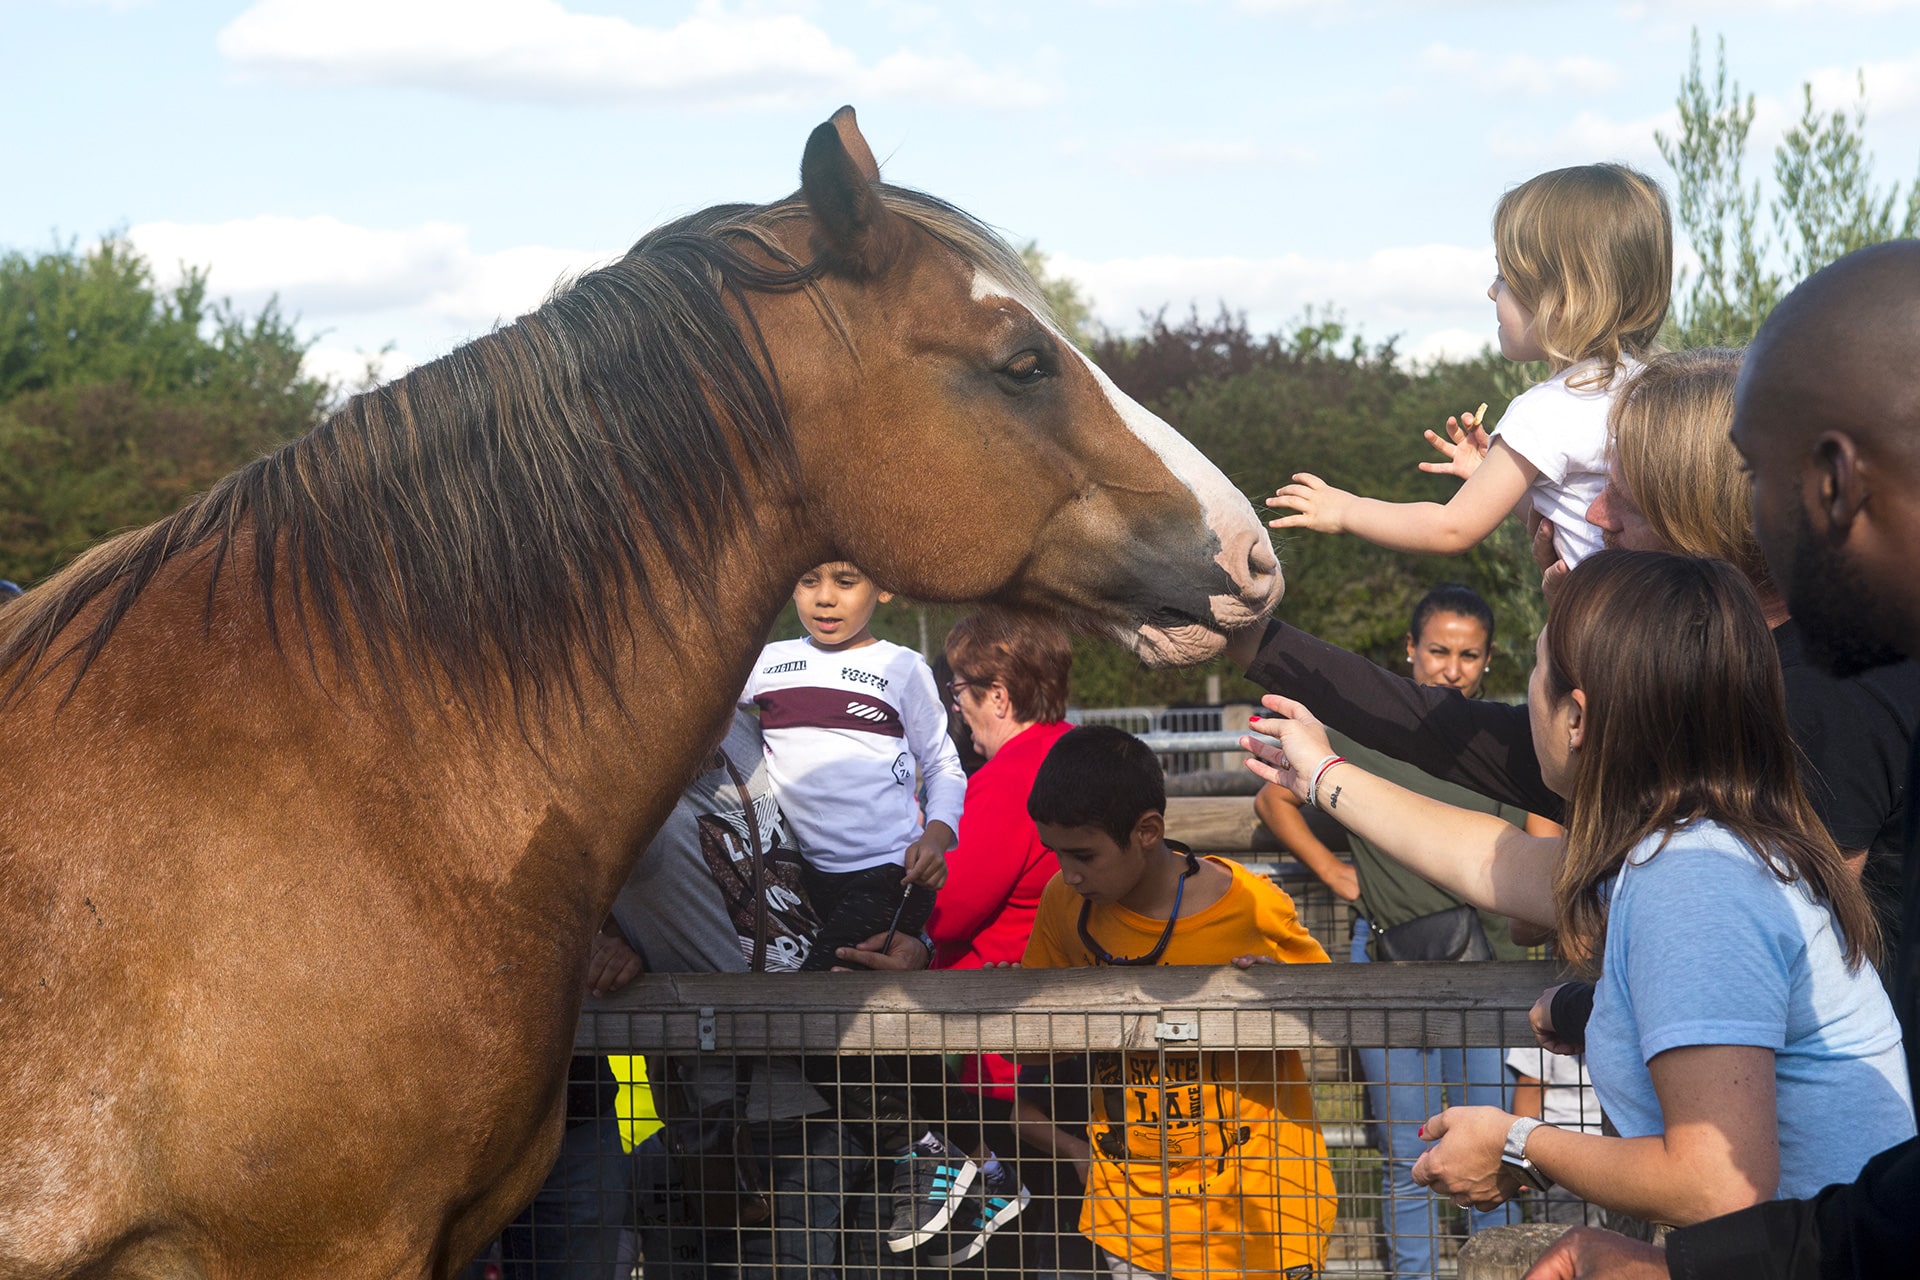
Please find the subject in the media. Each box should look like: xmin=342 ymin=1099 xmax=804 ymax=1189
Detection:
xmin=1488 ymin=107 xmax=1676 ymax=167
xmin=1421 ymin=43 xmax=1620 ymax=97
xmin=1051 ymin=241 xmax=1497 ymax=355
xmin=216 ymin=0 xmax=1056 ymax=109
xmin=1804 ymin=51 xmax=1920 ymax=116
xmin=126 ymin=216 xmax=621 ymax=384
xmin=301 ymin=342 xmax=427 ymax=393
xmin=130 ymin=215 xmax=613 ymax=325
xmin=1628 ymin=0 xmax=1920 ymax=13
xmin=1406 ymin=327 xmax=1493 ymax=366
xmin=1141 ymin=140 xmax=1263 ymax=168
xmin=860 ymin=0 xmax=946 ymax=33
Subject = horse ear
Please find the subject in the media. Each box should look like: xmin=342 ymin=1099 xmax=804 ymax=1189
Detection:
xmin=830 ymin=105 xmax=880 ymax=181
xmin=801 ymin=105 xmax=899 ymax=277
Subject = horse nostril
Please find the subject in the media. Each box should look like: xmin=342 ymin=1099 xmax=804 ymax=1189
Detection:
xmin=1247 ymin=539 xmax=1279 ymax=582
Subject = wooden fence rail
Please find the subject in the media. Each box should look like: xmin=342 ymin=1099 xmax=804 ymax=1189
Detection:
xmin=576 ymin=960 xmax=1565 ymax=1054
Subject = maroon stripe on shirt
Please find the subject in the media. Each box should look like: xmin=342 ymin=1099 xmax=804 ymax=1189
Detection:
xmin=755 ymin=685 xmax=905 ymax=738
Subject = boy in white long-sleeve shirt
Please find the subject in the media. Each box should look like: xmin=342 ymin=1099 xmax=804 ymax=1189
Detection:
xmin=746 ymin=562 xmax=1029 ymax=1258
xmin=742 ymin=561 xmax=964 ymax=972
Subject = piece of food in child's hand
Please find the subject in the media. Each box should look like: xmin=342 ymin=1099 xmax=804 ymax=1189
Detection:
xmin=1472 ymin=402 xmax=1488 ymax=427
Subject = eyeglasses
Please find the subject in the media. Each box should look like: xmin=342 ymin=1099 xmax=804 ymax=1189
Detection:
xmin=1075 ymin=848 xmax=1202 ymax=966
xmin=948 ymin=677 xmax=982 ymax=707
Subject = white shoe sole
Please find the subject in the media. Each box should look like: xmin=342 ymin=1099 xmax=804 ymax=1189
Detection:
xmin=885 ymin=1158 xmax=979 ymax=1253
xmin=929 ymin=1183 xmax=1032 ymax=1265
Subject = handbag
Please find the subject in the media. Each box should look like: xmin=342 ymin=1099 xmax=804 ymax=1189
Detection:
xmin=1370 ymin=903 xmax=1495 ymax=962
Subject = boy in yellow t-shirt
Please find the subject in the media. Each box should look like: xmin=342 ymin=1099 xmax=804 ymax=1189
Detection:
xmin=1021 ymin=725 xmax=1335 ymax=1280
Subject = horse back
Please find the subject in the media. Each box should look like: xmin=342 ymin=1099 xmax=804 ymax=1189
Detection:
xmin=0 ymin=563 xmax=592 ymax=1277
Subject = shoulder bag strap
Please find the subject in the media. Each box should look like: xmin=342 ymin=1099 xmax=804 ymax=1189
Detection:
xmin=718 ymin=750 xmax=770 ymax=974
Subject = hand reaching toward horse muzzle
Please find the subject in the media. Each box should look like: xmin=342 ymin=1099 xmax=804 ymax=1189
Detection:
xmin=1240 ymin=694 xmax=1338 ymax=806
xmin=1266 ymin=472 xmax=1358 ymax=533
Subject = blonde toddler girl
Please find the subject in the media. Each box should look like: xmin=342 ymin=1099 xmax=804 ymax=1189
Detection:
xmin=1268 ymin=164 xmax=1671 ymax=568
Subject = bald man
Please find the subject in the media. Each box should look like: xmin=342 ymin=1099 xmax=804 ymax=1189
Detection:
xmin=1527 ymin=241 xmax=1920 ymax=1279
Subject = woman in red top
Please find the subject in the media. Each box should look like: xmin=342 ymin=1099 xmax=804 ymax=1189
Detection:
xmin=929 ymin=608 xmax=1075 ymax=971
xmin=913 ymin=610 xmax=1075 ymax=1266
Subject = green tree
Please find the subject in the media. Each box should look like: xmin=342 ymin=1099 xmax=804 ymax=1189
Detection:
xmin=1657 ymin=32 xmax=1778 ymax=346
xmin=0 ymin=236 xmax=328 ymax=584
xmin=1773 ymin=76 xmax=1920 ymax=284
xmin=1660 ymin=31 xmax=1920 ymax=346
xmin=1141 ymin=316 xmax=1540 ymax=700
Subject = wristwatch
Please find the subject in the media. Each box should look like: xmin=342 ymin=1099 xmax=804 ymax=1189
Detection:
xmin=1501 ymin=1116 xmax=1554 ymax=1192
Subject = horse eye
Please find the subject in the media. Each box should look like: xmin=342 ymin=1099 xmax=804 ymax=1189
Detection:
xmin=1002 ymin=350 xmax=1047 ymax=383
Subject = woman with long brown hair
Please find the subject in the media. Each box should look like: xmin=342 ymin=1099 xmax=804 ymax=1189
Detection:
xmin=1242 ymin=551 xmax=1912 ymax=1227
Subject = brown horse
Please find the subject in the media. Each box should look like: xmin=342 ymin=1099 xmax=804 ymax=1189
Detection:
xmin=0 ymin=109 xmax=1280 ymax=1278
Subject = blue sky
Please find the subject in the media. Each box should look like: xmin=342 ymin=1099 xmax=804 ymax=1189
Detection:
xmin=8 ymin=0 xmax=1920 ymax=386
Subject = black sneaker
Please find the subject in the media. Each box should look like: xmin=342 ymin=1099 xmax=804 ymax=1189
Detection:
xmin=930 ymin=1159 xmax=1031 ymax=1265
xmin=885 ymin=1132 xmax=978 ymax=1253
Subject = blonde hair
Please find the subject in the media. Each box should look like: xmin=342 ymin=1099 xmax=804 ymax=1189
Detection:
xmin=1608 ymin=348 xmax=1771 ymax=589
xmin=1494 ymin=164 xmax=1672 ymax=386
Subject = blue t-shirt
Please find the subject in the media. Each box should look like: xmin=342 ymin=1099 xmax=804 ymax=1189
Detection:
xmin=1585 ymin=820 xmax=1914 ymax=1199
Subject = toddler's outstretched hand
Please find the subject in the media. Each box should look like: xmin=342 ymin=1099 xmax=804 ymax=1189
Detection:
xmin=1420 ymin=403 xmax=1491 ymax=482
xmin=1266 ymin=473 xmax=1354 ymax=533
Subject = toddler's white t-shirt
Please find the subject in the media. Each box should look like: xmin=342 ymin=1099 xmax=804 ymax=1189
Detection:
xmin=1492 ymin=357 xmax=1640 ymax=567
xmin=741 ymin=636 xmax=967 ymax=875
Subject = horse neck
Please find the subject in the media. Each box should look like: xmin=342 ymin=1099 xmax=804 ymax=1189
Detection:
xmin=480 ymin=441 xmax=839 ymax=931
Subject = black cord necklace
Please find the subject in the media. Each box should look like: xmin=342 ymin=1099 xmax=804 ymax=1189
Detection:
xmin=1076 ymin=846 xmax=1202 ymax=967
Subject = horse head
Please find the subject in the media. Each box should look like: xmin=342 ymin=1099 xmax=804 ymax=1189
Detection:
xmin=769 ymin=108 xmax=1282 ymax=666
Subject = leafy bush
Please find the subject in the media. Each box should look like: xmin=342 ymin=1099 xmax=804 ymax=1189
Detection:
xmin=0 ymin=237 xmax=328 ymax=583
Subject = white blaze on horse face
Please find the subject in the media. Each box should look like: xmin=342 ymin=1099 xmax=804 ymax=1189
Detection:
xmin=970 ymin=272 xmax=1283 ymax=635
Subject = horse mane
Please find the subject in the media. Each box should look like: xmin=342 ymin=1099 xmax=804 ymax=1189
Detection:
xmin=0 ymin=186 xmax=1050 ymax=726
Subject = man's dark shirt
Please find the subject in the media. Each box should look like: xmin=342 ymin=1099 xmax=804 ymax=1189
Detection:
xmin=1774 ymin=619 xmax=1920 ymax=957
xmin=1243 ymin=619 xmax=1557 ymax=816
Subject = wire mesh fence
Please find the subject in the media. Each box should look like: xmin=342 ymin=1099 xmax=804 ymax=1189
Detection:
xmin=476 ymin=959 xmax=1603 ymax=1279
